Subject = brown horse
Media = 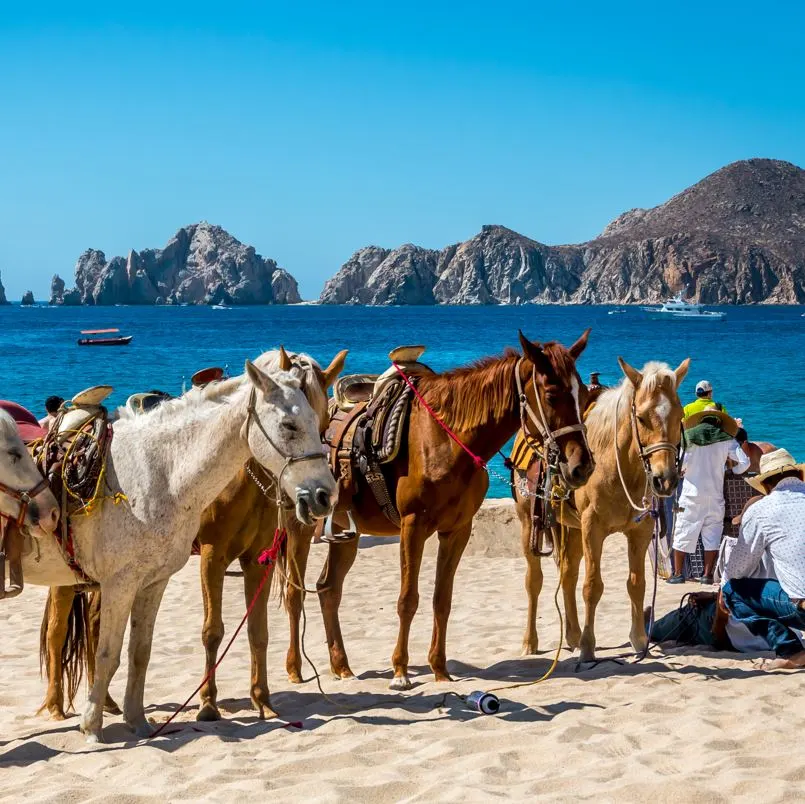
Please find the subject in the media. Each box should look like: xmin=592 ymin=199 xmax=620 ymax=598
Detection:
xmin=517 ymin=356 xmax=690 ymax=662
xmin=39 ymin=347 xmax=347 ymax=721
xmin=319 ymin=331 xmax=594 ymax=690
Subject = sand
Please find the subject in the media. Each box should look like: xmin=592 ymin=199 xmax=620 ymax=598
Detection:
xmin=2 ymin=499 xmax=803 ymax=802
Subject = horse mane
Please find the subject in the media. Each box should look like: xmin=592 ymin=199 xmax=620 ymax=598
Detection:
xmin=114 ymin=349 xmax=305 ymax=428
xmin=585 ymin=361 xmax=676 ymax=455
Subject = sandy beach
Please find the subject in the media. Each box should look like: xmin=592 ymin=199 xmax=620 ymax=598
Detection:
xmin=1 ymin=499 xmax=803 ymax=802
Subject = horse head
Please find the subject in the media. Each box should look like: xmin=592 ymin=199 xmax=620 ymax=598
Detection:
xmin=618 ymin=356 xmax=690 ymax=497
xmin=517 ymin=329 xmax=595 ymax=489
xmin=243 ymin=356 xmax=337 ymax=525
xmin=0 ymin=410 xmax=59 ymax=535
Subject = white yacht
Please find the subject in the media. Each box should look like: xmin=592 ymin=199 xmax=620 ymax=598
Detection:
xmin=642 ymin=293 xmax=726 ymax=320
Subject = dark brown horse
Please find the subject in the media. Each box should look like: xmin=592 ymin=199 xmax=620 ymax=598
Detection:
xmin=319 ymin=331 xmax=594 ymax=690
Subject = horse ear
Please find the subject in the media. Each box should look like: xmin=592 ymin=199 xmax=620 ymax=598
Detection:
xmin=569 ymin=328 xmax=591 ymax=360
xmin=618 ymin=357 xmax=643 ymax=388
xmin=245 ymin=360 xmax=280 ymax=395
xmin=278 ymin=345 xmax=292 ymax=372
xmin=674 ymin=357 xmax=691 ymax=389
xmin=518 ymin=330 xmax=552 ymax=375
xmin=322 ymin=349 xmax=348 ymax=390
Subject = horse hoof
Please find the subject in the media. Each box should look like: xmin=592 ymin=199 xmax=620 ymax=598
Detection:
xmin=257 ymin=704 xmax=278 ymax=721
xmin=521 ymin=642 xmax=539 ymax=657
xmin=332 ymin=667 xmax=354 ymax=680
xmin=433 ymin=671 xmax=453 ymax=683
xmin=287 ymin=671 xmax=303 ymax=684
xmin=47 ymin=708 xmax=67 ymax=721
xmin=84 ymin=732 xmax=103 ymax=745
xmin=133 ymin=720 xmax=155 ymax=738
xmin=196 ymin=703 xmax=222 ymax=722
xmin=389 ymin=674 xmax=412 ymax=691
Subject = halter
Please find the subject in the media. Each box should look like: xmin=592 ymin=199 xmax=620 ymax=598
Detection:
xmin=515 ymin=358 xmax=588 ymax=466
xmin=244 ymin=387 xmax=329 ymax=508
xmin=614 ymin=393 xmax=682 ymax=512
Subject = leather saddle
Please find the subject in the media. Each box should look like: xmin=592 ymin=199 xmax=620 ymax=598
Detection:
xmin=326 ymin=346 xmax=432 ymax=528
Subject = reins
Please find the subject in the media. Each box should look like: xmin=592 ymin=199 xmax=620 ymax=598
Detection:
xmin=0 ymin=476 xmax=50 ymax=528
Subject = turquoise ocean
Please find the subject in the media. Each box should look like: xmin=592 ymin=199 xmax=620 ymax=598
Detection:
xmin=1 ymin=304 xmax=802 ymax=496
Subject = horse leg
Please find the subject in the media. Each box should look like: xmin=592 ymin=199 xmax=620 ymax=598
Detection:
xmin=197 ymin=544 xmax=227 ymax=722
xmin=317 ymin=537 xmax=359 ymax=679
xmin=390 ymin=517 xmax=428 ymax=690
xmin=518 ymin=506 xmax=543 ymax=656
xmin=40 ymin=586 xmax=74 ymax=719
xmin=429 ymin=522 xmax=472 ymax=681
xmin=285 ymin=526 xmax=312 ymax=684
xmin=123 ymin=577 xmax=170 ymax=737
xmin=241 ymin=558 xmax=277 ymax=719
xmin=86 ymin=591 xmax=121 ymax=714
xmin=579 ymin=526 xmax=605 ymax=663
xmin=561 ymin=527 xmax=584 ymax=650
xmin=627 ymin=525 xmax=653 ymax=654
xmin=80 ymin=578 xmax=137 ymax=743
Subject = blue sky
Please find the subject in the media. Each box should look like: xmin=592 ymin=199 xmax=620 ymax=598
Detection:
xmin=1 ymin=1 xmax=803 ymax=300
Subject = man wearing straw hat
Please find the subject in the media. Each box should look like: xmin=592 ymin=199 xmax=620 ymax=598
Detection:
xmin=721 ymin=449 xmax=805 ymax=669
xmin=668 ymin=407 xmax=750 ymax=585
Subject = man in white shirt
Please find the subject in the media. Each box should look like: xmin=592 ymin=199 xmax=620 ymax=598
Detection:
xmin=669 ymin=409 xmax=750 ymax=584
xmin=722 ymin=449 xmax=805 ymax=669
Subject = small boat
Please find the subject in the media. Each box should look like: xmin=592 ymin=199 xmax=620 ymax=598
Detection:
xmin=77 ymin=328 xmax=133 ymax=346
xmin=210 ymin=304 xmax=231 ymax=310
xmin=608 ymin=309 xmax=627 ymax=315
xmin=641 ymin=293 xmax=726 ymax=320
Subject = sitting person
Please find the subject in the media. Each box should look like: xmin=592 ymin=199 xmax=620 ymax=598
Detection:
xmin=38 ymin=395 xmax=64 ymax=432
xmin=683 ymin=379 xmax=728 ymax=419
xmin=668 ymin=408 xmax=750 ymax=585
xmin=721 ymin=449 xmax=805 ymax=669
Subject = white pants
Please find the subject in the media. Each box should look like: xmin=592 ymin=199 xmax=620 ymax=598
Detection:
xmin=672 ymin=493 xmax=725 ymax=553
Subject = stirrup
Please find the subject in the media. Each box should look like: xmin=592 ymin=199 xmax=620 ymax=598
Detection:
xmin=320 ymin=511 xmax=359 ymax=544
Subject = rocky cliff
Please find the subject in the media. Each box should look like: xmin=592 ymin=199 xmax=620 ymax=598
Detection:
xmin=21 ymin=291 xmax=35 ymax=306
xmin=320 ymin=159 xmax=805 ymax=305
xmin=0 ymin=272 xmax=8 ymax=305
xmin=51 ymin=223 xmax=302 ymax=306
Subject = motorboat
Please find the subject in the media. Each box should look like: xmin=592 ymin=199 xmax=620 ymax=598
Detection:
xmin=641 ymin=293 xmax=726 ymax=320
xmin=77 ymin=328 xmax=133 ymax=346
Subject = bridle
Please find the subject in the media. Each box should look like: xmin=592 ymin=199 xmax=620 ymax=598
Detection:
xmin=0 ymin=476 xmax=50 ymax=530
xmin=614 ymin=392 xmax=684 ymax=512
xmin=244 ymin=387 xmax=329 ymax=508
xmin=515 ymin=358 xmax=588 ymax=469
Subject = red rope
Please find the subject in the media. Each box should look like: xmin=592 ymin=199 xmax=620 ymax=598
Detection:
xmin=392 ymin=361 xmax=486 ymax=470
xmin=150 ymin=527 xmax=289 ymax=739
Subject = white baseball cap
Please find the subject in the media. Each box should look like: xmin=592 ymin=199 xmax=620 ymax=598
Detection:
xmin=695 ymin=380 xmax=712 ymax=395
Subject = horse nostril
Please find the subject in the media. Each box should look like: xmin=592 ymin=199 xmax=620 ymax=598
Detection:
xmin=315 ymin=488 xmax=331 ymax=510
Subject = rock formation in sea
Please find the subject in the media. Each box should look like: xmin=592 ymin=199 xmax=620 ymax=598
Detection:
xmin=21 ymin=291 xmax=35 ymax=306
xmin=0 ymin=272 xmax=8 ymax=305
xmin=320 ymin=159 xmax=805 ymax=305
xmin=51 ymin=222 xmax=302 ymax=306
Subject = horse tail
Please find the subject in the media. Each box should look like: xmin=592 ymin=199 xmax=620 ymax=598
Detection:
xmin=39 ymin=588 xmax=91 ymax=714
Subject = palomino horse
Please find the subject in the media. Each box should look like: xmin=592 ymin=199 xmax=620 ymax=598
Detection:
xmin=1 ymin=352 xmax=335 ymax=742
xmin=38 ymin=348 xmax=348 ymax=724
xmin=321 ymin=331 xmax=594 ymax=690
xmin=518 ymin=357 xmax=689 ymax=662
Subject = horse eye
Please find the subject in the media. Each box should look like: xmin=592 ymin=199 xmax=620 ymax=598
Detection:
xmin=8 ymin=449 xmax=22 ymax=462
xmin=637 ymin=415 xmax=648 ymax=426
xmin=282 ymin=421 xmax=299 ymax=433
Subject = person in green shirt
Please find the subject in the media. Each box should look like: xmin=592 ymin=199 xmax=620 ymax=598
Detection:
xmin=684 ymin=379 xmax=728 ymax=419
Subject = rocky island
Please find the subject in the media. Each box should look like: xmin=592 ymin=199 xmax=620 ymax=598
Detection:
xmin=0 ymin=272 xmax=8 ymax=305
xmin=320 ymin=159 xmax=805 ymax=305
xmin=51 ymin=222 xmax=301 ymax=306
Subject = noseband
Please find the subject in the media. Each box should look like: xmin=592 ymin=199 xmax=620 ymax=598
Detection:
xmin=0 ymin=476 xmax=50 ymax=529
xmin=244 ymin=387 xmax=328 ymax=507
xmin=515 ymin=358 xmax=588 ymax=466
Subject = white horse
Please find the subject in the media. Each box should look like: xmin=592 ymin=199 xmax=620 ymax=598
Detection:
xmin=1 ymin=352 xmax=336 ymax=742
xmin=0 ymin=410 xmax=61 ymax=595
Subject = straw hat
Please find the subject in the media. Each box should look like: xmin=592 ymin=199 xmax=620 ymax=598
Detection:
xmin=683 ymin=407 xmax=739 ymax=438
xmin=72 ymin=385 xmax=113 ymax=407
xmin=746 ymin=449 xmax=805 ymax=494
xmin=191 ymin=367 xmax=224 ymax=387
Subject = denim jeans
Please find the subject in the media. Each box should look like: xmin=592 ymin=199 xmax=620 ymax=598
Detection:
xmin=722 ymin=578 xmax=805 ymax=657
